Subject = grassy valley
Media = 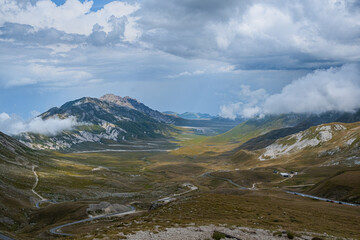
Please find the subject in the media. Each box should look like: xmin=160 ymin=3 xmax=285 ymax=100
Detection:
xmin=1 ymin=115 xmax=360 ymax=239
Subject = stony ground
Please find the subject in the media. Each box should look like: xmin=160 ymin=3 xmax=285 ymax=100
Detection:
xmin=119 ymin=225 xmax=330 ymax=240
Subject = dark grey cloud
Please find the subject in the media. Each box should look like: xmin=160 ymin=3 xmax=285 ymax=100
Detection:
xmin=88 ymin=16 xmax=128 ymax=46
xmin=135 ymin=0 xmax=360 ymax=70
xmin=0 ymin=22 xmax=85 ymax=45
xmin=2 ymin=0 xmax=359 ymax=70
xmin=0 ymin=19 xmax=129 ymax=47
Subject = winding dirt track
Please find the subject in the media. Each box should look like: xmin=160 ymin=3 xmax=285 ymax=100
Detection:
xmin=203 ymin=171 xmax=359 ymax=207
xmin=49 ymin=183 xmax=198 ymax=236
xmin=202 ymin=172 xmax=248 ymax=190
xmin=49 ymin=206 xmax=136 ymax=236
xmin=31 ymin=165 xmax=45 ymax=201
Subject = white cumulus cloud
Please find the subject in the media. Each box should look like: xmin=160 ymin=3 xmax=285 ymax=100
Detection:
xmin=220 ymin=64 xmax=360 ymax=119
xmin=0 ymin=0 xmax=140 ymax=39
xmin=263 ymin=64 xmax=360 ymax=114
xmin=0 ymin=113 xmax=78 ymax=136
xmin=220 ymin=85 xmax=267 ymax=119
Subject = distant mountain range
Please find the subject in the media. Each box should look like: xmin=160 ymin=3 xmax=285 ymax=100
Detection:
xmin=163 ymin=111 xmax=216 ymax=120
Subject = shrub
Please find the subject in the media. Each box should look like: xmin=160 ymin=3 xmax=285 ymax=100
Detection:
xmin=212 ymin=231 xmax=226 ymax=240
xmin=287 ymin=231 xmax=295 ymax=239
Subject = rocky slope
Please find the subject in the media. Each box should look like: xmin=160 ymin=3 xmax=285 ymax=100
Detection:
xmin=235 ymin=109 xmax=360 ymax=151
xmin=258 ymin=122 xmax=360 ymax=167
xmin=100 ymin=94 xmax=177 ymax=124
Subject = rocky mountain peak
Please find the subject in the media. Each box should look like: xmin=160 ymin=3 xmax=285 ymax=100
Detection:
xmin=100 ymin=94 xmax=137 ymax=109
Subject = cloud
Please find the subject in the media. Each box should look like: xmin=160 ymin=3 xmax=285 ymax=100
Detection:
xmin=1 ymin=0 xmax=360 ymax=70
xmin=220 ymin=85 xmax=267 ymax=119
xmin=0 ymin=112 xmax=78 ymax=136
xmin=219 ymin=103 xmax=241 ymax=120
xmin=0 ymin=0 xmax=140 ymax=39
xmin=263 ymin=64 xmax=360 ymax=114
xmin=3 ymin=63 xmax=98 ymax=87
xmin=165 ymin=70 xmax=205 ymax=79
xmin=137 ymin=0 xmax=360 ymax=70
xmin=220 ymin=64 xmax=360 ymax=119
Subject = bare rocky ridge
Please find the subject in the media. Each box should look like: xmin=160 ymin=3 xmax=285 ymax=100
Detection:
xmin=100 ymin=94 xmax=137 ymax=110
xmin=100 ymin=94 xmax=176 ymax=124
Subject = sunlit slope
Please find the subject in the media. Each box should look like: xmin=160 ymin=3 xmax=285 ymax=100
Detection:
xmin=256 ymin=122 xmax=360 ymax=167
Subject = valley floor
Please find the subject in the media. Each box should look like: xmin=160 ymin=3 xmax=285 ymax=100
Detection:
xmin=2 ymin=123 xmax=360 ymax=239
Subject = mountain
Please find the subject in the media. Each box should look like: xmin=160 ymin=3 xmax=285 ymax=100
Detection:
xmin=163 ymin=111 xmax=216 ymax=120
xmin=236 ymin=109 xmax=360 ymax=151
xmin=257 ymin=122 xmax=360 ymax=166
xmin=227 ymin=121 xmax=360 ymax=203
xmin=18 ymin=95 xmax=178 ymax=150
xmin=256 ymin=121 xmax=360 ymax=203
xmin=100 ymin=94 xmax=177 ymax=124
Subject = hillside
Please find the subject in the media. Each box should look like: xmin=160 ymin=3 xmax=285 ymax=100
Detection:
xmin=0 ymin=132 xmax=40 ymax=233
xmin=237 ymin=109 xmax=360 ymax=151
xmin=227 ymin=121 xmax=360 ymax=203
xmin=257 ymin=122 xmax=360 ymax=167
xmin=307 ymin=169 xmax=360 ymax=203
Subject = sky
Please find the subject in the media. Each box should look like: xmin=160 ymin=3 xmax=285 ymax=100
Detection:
xmin=0 ymin=0 xmax=360 ymax=125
